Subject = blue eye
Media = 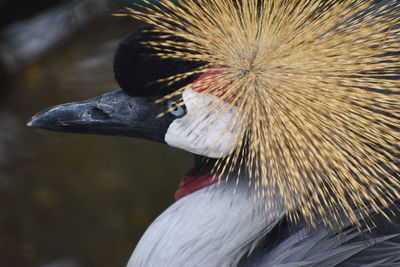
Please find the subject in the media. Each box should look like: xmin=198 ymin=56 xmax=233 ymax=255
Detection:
xmin=168 ymin=100 xmax=187 ymax=118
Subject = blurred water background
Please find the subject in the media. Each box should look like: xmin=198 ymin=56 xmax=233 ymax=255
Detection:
xmin=0 ymin=0 xmax=192 ymax=266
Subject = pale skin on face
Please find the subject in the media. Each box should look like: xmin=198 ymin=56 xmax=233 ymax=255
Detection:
xmin=165 ymin=88 xmax=241 ymax=159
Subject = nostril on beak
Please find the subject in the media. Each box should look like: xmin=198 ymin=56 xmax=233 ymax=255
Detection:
xmin=90 ymin=108 xmax=110 ymax=120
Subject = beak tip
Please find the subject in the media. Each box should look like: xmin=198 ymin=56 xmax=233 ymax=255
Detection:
xmin=27 ymin=112 xmax=53 ymax=129
xmin=27 ymin=117 xmax=37 ymax=127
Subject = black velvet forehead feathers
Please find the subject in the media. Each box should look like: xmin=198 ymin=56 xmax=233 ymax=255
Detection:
xmin=114 ymin=24 xmax=203 ymax=97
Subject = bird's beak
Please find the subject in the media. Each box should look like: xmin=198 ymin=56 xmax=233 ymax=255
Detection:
xmin=28 ymin=90 xmax=171 ymax=143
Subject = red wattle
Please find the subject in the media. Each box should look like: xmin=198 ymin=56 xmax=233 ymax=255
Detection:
xmin=175 ymin=175 xmax=218 ymax=200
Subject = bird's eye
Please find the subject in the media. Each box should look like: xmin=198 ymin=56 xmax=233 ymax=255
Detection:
xmin=167 ymin=100 xmax=187 ymax=118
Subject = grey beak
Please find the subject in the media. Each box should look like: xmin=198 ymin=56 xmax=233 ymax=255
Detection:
xmin=28 ymin=90 xmax=173 ymax=143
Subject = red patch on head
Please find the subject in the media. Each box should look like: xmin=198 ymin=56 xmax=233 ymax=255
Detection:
xmin=191 ymin=68 xmax=236 ymax=104
xmin=192 ymin=69 xmax=223 ymax=93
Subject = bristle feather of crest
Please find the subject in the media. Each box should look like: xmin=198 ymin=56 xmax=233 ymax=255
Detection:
xmin=121 ymin=0 xmax=400 ymax=228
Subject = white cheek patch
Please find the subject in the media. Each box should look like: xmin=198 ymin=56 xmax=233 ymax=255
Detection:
xmin=165 ymin=88 xmax=241 ymax=158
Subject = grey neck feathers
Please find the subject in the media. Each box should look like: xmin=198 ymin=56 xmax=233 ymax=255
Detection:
xmin=127 ymin=179 xmax=286 ymax=267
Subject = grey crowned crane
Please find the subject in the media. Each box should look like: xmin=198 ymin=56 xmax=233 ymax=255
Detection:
xmin=29 ymin=1 xmax=400 ymax=266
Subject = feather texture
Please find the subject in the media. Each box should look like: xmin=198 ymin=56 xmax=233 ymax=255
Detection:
xmin=118 ymin=0 xmax=400 ymax=228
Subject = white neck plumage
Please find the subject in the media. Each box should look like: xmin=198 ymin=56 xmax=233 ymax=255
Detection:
xmin=127 ymin=179 xmax=286 ymax=267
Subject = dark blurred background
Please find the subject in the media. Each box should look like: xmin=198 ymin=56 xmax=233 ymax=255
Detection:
xmin=0 ymin=1 xmax=191 ymax=266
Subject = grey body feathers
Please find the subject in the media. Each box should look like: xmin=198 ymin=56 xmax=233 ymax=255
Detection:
xmin=128 ymin=179 xmax=400 ymax=267
xmin=128 ymin=180 xmax=286 ymax=266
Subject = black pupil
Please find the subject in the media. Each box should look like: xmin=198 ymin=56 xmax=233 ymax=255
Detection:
xmin=171 ymin=102 xmax=179 ymax=111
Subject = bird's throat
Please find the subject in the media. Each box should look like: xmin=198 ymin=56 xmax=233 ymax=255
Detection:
xmin=175 ymin=175 xmax=218 ymax=200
